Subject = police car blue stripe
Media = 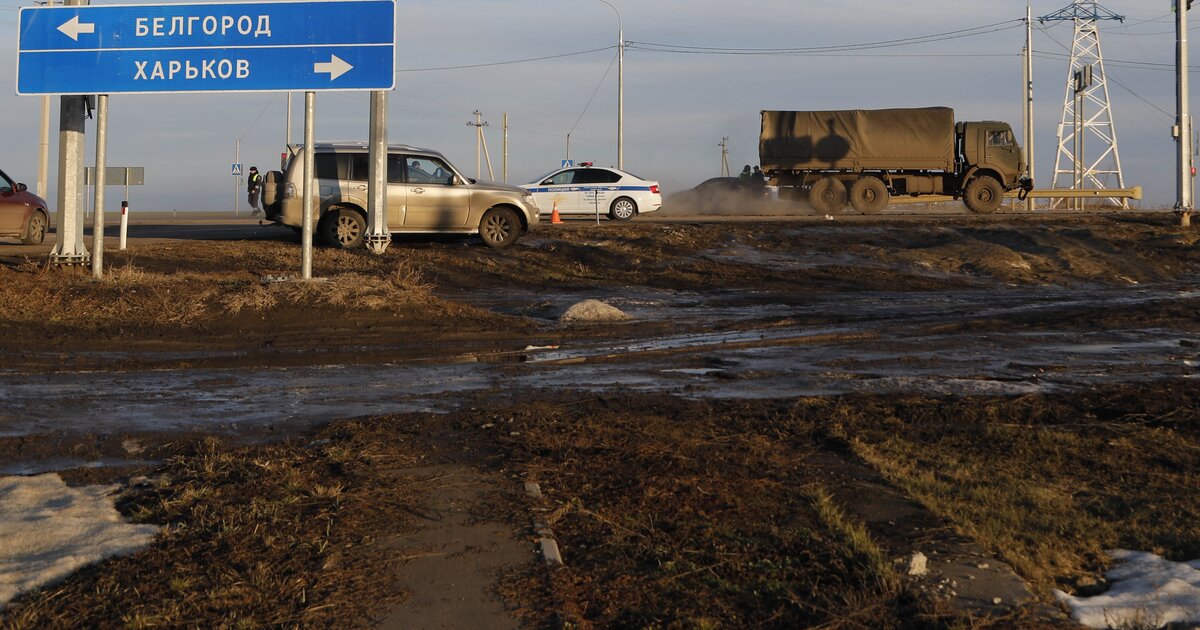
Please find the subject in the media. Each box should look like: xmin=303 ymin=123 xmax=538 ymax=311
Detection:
xmin=525 ymin=185 xmax=655 ymax=194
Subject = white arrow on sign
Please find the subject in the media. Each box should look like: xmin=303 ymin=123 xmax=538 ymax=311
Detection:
xmin=57 ymin=15 xmax=96 ymax=41
xmin=313 ymin=55 xmax=353 ymax=81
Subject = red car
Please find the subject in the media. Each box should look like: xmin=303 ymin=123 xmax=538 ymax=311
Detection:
xmin=0 ymin=168 xmax=50 ymax=245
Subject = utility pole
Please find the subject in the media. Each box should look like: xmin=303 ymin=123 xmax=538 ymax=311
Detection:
xmin=1177 ymin=0 xmax=1194 ymax=226
xmin=35 ymin=0 xmax=59 ymax=199
xmin=566 ymin=133 xmax=571 ymax=162
xmin=38 ymin=97 xmax=50 ymax=198
xmin=1024 ymin=2 xmax=1036 ymax=212
xmin=467 ymin=110 xmax=489 ymax=179
xmin=719 ymin=137 xmax=731 ymax=177
xmin=234 ymin=138 xmax=240 ymax=215
xmin=597 ymin=0 xmax=623 ymax=169
xmin=502 ymin=113 xmax=509 ymax=183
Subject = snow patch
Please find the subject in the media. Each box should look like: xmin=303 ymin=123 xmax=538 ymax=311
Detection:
xmin=0 ymin=474 xmax=159 ymax=609
xmin=560 ymin=299 xmax=631 ymax=323
xmin=1055 ymin=550 xmax=1200 ymax=629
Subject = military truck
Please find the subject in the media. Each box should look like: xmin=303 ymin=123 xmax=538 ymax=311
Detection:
xmin=759 ymin=107 xmax=1031 ymax=214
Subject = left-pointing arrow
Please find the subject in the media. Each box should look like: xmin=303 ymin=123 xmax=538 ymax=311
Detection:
xmin=313 ymin=55 xmax=353 ymax=81
xmin=57 ymin=15 xmax=96 ymax=41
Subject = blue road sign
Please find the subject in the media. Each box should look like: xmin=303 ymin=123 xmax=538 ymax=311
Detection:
xmin=232 ymin=163 xmax=242 ymax=176
xmin=561 ymin=159 xmax=574 ymax=168
xmin=17 ymin=0 xmax=395 ymax=95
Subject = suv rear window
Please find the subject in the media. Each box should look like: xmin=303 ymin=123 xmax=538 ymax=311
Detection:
xmin=314 ymin=154 xmax=349 ymax=180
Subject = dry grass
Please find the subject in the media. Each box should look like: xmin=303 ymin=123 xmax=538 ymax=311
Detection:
xmin=0 ymin=241 xmax=432 ymax=333
xmin=489 ymin=395 xmax=916 ymax=628
xmin=818 ymin=386 xmax=1200 ymax=595
xmin=0 ymin=420 xmax=431 ymax=629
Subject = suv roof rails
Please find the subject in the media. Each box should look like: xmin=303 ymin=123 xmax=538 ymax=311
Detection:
xmin=306 ymin=141 xmax=438 ymax=153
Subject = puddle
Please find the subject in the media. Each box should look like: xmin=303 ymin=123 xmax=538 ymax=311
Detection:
xmin=1 ymin=282 xmax=1197 ymax=475
xmin=0 ymin=459 xmax=158 ymax=476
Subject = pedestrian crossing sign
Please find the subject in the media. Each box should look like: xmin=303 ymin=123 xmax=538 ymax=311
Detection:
xmin=232 ymin=163 xmax=243 ymax=176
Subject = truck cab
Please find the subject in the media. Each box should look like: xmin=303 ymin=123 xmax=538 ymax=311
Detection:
xmin=957 ymin=121 xmax=1025 ymax=189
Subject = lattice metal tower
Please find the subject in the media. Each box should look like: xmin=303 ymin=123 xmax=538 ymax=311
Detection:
xmin=1040 ymin=2 xmax=1127 ymax=208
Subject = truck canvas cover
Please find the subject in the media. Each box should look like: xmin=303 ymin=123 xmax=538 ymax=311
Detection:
xmin=760 ymin=107 xmax=955 ymax=172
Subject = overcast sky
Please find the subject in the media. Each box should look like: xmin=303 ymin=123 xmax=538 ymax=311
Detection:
xmin=0 ymin=0 xmax=1190 ymax=210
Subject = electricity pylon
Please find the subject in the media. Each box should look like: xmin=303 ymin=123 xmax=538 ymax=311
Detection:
xmin=1040 ymin=2 xmax=1128 ymax=208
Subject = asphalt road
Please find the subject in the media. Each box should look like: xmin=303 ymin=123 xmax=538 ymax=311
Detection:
xmin=0 ymin=206 xmax=1176 ymax=259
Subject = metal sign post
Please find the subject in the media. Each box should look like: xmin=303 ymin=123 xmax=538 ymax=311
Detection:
xmin=84 ymin=166 xmax=144 ymax=252
xmin=91 ymin=94 xmax=107 ymax=279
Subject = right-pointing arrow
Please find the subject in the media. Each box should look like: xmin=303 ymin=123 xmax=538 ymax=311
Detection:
xmin=314 ymin=55 xmax=353 ymax=81
xmin=57 ymin=15 xmax=95 ymax=41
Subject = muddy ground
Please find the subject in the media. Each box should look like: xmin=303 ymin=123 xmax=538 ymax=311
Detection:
xmin=1 ymin=213 xmax=1198 ymax=628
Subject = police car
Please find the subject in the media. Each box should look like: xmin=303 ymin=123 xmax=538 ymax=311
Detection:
xmin=521 ymin=163 xmax=662 ymax=221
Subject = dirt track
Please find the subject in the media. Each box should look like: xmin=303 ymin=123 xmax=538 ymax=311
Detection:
xmin=1 ymin=212 xmax=1198 ymax=627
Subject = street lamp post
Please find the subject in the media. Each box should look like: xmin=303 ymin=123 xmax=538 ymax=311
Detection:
xmin=596 ymin=0 xmax=623 ymax=170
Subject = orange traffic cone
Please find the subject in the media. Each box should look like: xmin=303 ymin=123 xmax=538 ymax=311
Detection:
xmin=550 ymin=201 xmax=562 ymax=224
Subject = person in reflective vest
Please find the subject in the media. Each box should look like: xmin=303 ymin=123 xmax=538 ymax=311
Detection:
xmin=247 ymin=166 xmax=263 ymax=217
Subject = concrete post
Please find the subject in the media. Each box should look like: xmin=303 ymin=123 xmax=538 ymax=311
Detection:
xmin=1178 ymin=0 xmax=1194 ymax=225
xmin=1024 ymin=3 xmax=1035 ymax=212
xmin=364 ymin=90 xmax=390 ymax=255
xmin=38 ymin=96 xmax=50 ymax=198
xmin=49 ymin=94 xmax=89 ymax=265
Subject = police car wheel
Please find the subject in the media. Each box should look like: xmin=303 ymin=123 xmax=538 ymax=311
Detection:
xmin=609 ymin=197 xmax=637 ymax=221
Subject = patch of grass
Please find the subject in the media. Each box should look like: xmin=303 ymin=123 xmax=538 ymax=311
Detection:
xmin=0 ymin=241 xmax=432 ymax=333
xmin=0 ymin=420 xmax=427 ymax=628
xmin=489 ymin=396 xmax=919 ymax=628
xmin=820 ymin=385 xmax=1200 ymax=594
xmin=805 ymin=486 xmax=901 ymax=596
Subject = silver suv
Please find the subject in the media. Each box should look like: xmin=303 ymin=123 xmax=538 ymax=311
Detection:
xmin=262 ymin=143 xmax=539 ymax=248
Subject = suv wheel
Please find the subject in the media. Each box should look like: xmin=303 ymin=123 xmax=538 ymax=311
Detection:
xmin=479 ymin=207 xmax=521 ymax=249
xmin=319 ymin=207 xmax=366 ymax=248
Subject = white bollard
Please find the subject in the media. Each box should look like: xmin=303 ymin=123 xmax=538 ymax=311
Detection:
xmin=119 ymin=201 xmax=129 ymax=250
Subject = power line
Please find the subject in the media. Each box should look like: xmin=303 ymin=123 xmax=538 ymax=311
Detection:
xmin=395 ymin=46 xmax=614 ymax=74
xmin=238 ymin=94 xmax=277 ymax=141
xmin=568 ymin=51 xmax=618 ymax=137
xmin=1105 ymin=70 xmax=1173 ymax=119
xmin=627 ymin=19 xmax=1024 ymax=55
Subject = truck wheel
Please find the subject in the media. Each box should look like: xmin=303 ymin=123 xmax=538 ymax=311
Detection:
xmin=319 ymin=207 xmax=365 ymax=248
xmin=809 ymin=177 xmax=848 ymax=214
xmin=964 ymin=176 xmax=1003 ymax=214
xmin=849 ymin=177 xmax=889 ymax=214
